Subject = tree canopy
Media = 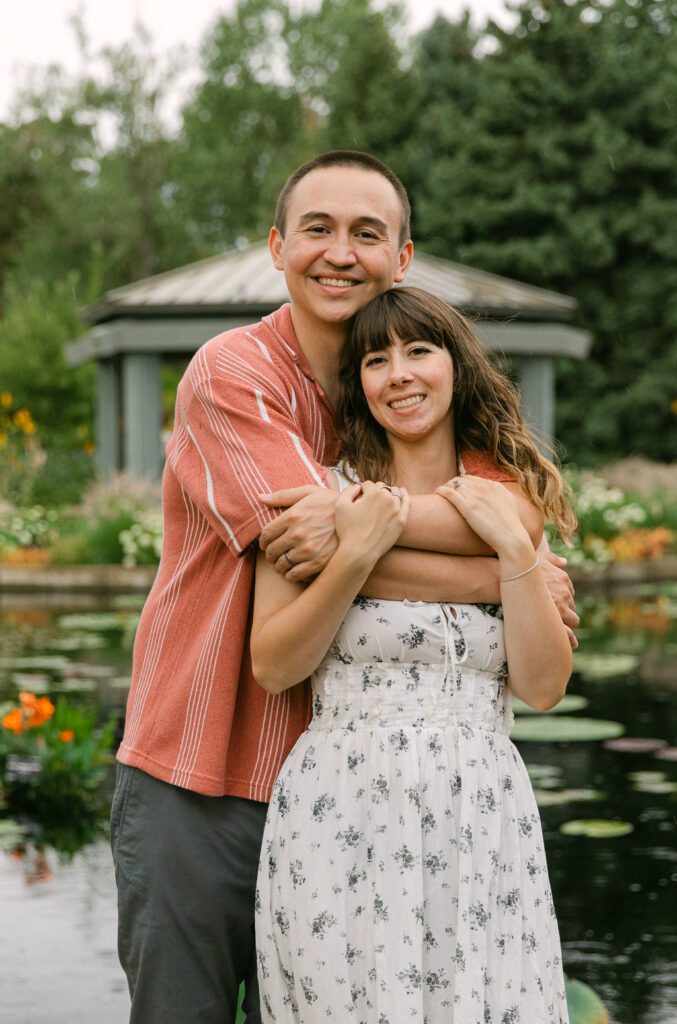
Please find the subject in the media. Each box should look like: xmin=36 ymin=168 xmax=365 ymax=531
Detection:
xmin=1 ymin=0 xmax=675 ymax=471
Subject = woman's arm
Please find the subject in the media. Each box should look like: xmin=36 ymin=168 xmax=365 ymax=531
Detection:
xmin=251 ymin=482 xmax=408 ymax=694
xmin=437 ymin=477 xmax=572 ymax=710
xmin=400 ymin=482 xmax=543 ymax=554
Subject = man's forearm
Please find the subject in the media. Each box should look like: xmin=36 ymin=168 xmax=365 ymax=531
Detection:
xmin=360 ymin=547 xmax=501 ymax=604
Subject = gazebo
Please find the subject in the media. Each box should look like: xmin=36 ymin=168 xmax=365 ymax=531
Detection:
xmin=66 ymin=241 xmax=591 ymax=479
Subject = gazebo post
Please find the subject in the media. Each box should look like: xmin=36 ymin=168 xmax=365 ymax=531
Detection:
xmin=516 ymin=357 xmax=555 ymax=450
xmin=96 ymin=357 xmax=122 ymax=474
xmin=121 ymin=353 xmax=163 ymax=479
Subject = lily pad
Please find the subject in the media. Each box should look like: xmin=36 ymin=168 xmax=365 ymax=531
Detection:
xmin=0 ymin=656 xmax=69 ymax=671
xmin=560 ymin=819 xmax=634 ymax=838
xmin=565 ymin=976 xmax=610 ymax=1023
xmin=572 ymin=652 xmax=639 ymax=679
xmin=654 ymin=747 xmax=677 ymax=762
xmin=513 ymin=694 xmax=589 ymax=715
xmin=533 ymin=788 xmax=605 ymax=807
xmin=511 ymin=716 xmax=625 ymax=742
xmin=602 ymin=737 xmax=667 ymax=753
xmin=525 ymin=763 xmax=563 ymax=782
xmin=10 ymin=672 xmax=51 ymax=692
xmin=57 ymin=613 xmax=129 ymax=631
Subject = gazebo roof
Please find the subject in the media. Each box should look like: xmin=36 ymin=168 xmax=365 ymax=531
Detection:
xmin=83 ymin=239 xmax=577 ymax=325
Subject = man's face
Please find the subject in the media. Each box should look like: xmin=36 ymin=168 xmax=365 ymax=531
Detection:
xmin=269 ymin=166 xmax=413 ymax=337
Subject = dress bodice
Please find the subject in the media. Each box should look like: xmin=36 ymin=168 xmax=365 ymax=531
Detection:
xmin=309 ymin=597 xmax=514 ymax=735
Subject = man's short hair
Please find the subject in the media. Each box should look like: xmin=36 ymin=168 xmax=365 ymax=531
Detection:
xmin=275 ymin=150 xmax=411 ymax=247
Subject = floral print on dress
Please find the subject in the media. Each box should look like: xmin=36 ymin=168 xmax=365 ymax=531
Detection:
xmin=256 ymin=595 xmax=569 ymax=1024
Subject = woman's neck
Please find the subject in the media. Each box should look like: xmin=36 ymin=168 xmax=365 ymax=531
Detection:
xmin=389 ymin=430 xmax=458 ymax=495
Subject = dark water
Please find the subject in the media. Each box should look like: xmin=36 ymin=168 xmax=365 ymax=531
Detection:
xmin=0 ymin=585 xmax=675 ymax=1024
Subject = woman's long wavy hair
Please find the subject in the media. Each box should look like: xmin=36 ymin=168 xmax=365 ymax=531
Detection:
xmin=336 ymin=287 xmax=576 ymax=541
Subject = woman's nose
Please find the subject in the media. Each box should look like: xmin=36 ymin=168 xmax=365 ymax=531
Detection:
xmin=388 ymin=356 xmax=413 ymax=384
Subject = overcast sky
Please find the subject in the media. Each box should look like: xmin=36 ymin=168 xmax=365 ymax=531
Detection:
xmin=0 ymin=0 xmax=516 ymax=122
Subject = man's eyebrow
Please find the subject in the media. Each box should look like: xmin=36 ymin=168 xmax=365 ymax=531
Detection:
xmin=296 ymin=212 xmax=390 ymax=234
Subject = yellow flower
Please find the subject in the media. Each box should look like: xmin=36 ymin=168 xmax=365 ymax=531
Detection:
xmin=0 ymin=391 xmax=11 ymax=409
xmin=671 ymin=399 xmax=677 ymax=415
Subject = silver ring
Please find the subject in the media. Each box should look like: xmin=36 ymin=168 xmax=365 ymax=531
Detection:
xmin=283 ymin=550 xmax=298 ymax=567
xmin=452 ymin=478 xmax=461 ymax=489
xmin=377 ymin=483 xmax=393 ymax=492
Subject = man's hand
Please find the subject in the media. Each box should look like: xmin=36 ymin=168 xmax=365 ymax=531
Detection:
xmin=539 ymin=549 xmax=579 ymax=649
xmin=259 ymin=486 xmax=338 ymax=580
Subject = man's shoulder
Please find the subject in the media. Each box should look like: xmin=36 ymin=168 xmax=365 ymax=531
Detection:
xmin=188 ymin=305 xmax=294 ymax=381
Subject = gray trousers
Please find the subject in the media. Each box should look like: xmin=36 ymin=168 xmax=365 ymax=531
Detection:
xmin=110 ymin=763 xmax=268 ymax=1024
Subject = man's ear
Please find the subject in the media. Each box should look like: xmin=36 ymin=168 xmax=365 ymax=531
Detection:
xmin=394 ymin=240 xmax=414 ymax=283
xmin=269 ymin=226 xmax=284 ymax=271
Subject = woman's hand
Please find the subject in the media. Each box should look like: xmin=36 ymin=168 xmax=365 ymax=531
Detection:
xmin=335 ymin=481 xmax=410 ymax=568
xmin=436 ymin=475 xmax=531 ymax=560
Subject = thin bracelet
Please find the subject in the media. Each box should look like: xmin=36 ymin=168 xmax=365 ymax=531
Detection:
xmin=500 ymin=557 xmax=540 ymax=583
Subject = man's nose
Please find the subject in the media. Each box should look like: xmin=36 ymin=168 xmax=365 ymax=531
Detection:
xmin=323 ymin=231 xmax=357 ymax=265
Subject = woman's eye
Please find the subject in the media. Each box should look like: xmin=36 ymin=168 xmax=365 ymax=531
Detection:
xmin=410 ymin=346 xmax=431 ymax=356
xmin=364 ymin=354 xmax=386 ymax=367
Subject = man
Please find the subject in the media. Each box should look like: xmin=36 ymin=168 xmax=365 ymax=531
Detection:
xmin=111 ymin=150 xmax=577 ymax=1024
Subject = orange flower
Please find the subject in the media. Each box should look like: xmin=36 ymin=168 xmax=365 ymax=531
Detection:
xmin=2 ymin=708 xmax=25 ymax=733
xmin=59 ymin=730 xmax=75 ymax=742
xmin=18 ymin=691 xmax=55 ymax=728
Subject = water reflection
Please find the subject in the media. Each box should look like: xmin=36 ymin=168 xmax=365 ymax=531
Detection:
xmin=0 ymin=585 xmax=676 ymax=1024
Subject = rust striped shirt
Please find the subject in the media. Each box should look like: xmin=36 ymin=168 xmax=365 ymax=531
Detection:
xmin=117 ymin=303 xmax=512 ymax=800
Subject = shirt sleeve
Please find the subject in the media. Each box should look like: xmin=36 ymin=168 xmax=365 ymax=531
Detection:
xmin=169 ymin=347 xmax=329 ymax=556
xmin=461 ymin=449 xmax=516 ymax=483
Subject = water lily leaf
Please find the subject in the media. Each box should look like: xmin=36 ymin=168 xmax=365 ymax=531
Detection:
xmin=513 ymin=694 xmax=589 ymax=715
xmin=627 ymin=770 xmax=666 ymax=783
xmin=0 ymin=656 xmax=69 ymax=671
xmin=57 ymin=678 xmax=98 ymax=693
xmin=632 ymin=780 xmax=677 ymax=795
xmin=565 ymin=976 xmax=610 ymax=1023
xmin=525 ymin=763 xmax=563 ymax=782
xmin=109 ymin=676 xmax=132 ymax=690
xmin=654 ymin=747 xmax=677 ymax=762
xmin=603 ymin=737 xmax=667 ymax=753
xmin=534 ymin=788 xmax=605 ymax=807
xmin=10 ymin=672 xmax=50 ymax=692
xmin=511 ymin=717 xmax=625 ymax=742
xmin=52 ymin=635 xmax=107 ymax=650
xmin=572 ymin=653 xmax=639 ymax=679
xmin=560 ymin=819 xmax=634 ymax=838
xmin=57 ymin=613 xmax=128 ymax=631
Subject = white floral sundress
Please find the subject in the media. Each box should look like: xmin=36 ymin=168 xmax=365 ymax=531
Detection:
xmin=255 ymin=570 xmax=569 ymax=1023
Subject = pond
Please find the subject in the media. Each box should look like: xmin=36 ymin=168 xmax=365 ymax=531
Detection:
xmin=1 ymin=583 xmax=676 ymax=1024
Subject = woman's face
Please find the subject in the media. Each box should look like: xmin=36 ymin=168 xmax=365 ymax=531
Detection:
xmin=359 ymin=333 xmax=454 ymax=444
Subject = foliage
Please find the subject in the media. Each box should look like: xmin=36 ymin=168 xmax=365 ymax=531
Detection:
xmin=1 ymin=0 xmax=677 ymax=465
xmin=0 ymin=690 xmax=117 ymax=818
xmin=406 ymin=0 xmax=677 ymax=463
xmin=547 ymin=468 xmax=676 ymax=569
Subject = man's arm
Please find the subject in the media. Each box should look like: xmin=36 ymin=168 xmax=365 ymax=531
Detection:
xmin=361 ymin=546 xmax=578 ymax=647
xmin=259 ymin=480 xmax=542 ymax=575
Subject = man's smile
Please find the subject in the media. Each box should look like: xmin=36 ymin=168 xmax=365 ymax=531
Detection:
xmin=316 ymin=276 xmax=360 ymax=288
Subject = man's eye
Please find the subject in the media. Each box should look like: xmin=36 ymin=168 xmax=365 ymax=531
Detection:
xmin=307 ymin=225 xmax=328 ymax=234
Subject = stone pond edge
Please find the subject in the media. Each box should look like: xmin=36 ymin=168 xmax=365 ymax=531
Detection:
xmin=2 ymin=557 xmax=677 ymax=595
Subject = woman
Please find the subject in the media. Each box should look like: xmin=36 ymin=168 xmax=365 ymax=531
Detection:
xmin=252 ymin=288 xmax=574 ymax=1023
